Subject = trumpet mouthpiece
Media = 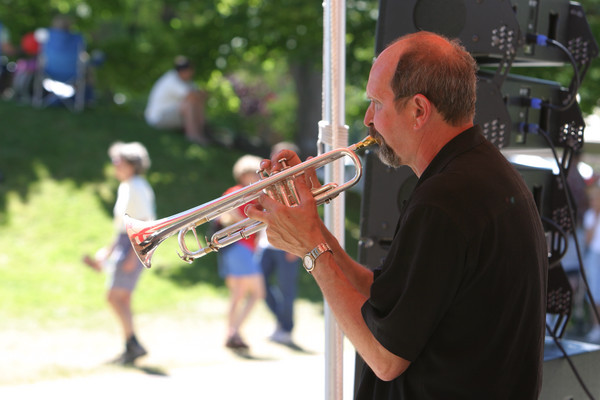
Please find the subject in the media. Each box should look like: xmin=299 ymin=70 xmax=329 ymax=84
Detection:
xmin=352 ymin=136 xmax=380 ymax=151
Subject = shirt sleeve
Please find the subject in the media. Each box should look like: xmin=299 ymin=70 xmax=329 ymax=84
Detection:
xmin=113 ymin=178 xmax=156 ymax=233
xmin=113 ymin=182 xmax=130 ymax=232
xmin=126 ymin=178 xmax=156 ymax=222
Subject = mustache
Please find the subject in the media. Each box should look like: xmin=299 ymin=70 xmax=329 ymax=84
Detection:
xmin=369 ymin=126 xmax=389 ymax=149
xmin=368 ymin=125 xmax=383 ymax=144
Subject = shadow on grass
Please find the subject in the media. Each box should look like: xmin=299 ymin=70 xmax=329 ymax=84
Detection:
xmin=270 ymin=340 xmax=319 ymax=355
xmin=104 ymin=358 xmax=169 ymax=377
xmin=0 ymin=101 xmax=256 ymax=222
xmin=133 ymin=365 xmax=170 ymax=377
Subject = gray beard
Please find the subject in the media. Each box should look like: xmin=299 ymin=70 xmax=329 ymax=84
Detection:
xmin=377 ymin=142 xmax=401 ymax=167
xmin=369 ymin=126 xmax=402 ymax=168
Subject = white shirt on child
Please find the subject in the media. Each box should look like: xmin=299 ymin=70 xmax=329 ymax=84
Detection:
xmin=113 ymin=175 xmax=156 ymax=234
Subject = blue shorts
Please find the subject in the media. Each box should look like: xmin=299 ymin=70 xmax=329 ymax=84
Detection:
xmin=218 ymin=242 xmax=261 ymax=278
xmin=106 ymin=233 xmax=144 ymax=291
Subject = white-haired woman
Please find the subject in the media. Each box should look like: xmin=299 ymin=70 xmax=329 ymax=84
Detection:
xmin=83 ymin=141 xmax=156 ymax=364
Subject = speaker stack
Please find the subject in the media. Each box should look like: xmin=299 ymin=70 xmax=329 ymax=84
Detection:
xmin=357 ymin=1 xmax=600 ymax=398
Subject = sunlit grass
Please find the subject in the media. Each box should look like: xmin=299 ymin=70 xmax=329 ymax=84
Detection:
xmin=0 ymin=101 xmax=242 ymax=325
xmin=0 ymin=100 xmax=353 ymax=330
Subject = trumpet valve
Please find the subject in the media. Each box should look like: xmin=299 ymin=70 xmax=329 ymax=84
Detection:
xmin=257 ymin=168 xmax=269 ymax=179
xmin=277 ymin=158 xmax=290 ymax=169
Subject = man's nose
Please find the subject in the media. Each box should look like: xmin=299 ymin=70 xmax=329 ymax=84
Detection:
xmin=363 ymin=103 xmax=373 ymax=127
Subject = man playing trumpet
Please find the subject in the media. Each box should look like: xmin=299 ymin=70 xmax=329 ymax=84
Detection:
xmin=246 ymin=31 xmax=548 ymax=399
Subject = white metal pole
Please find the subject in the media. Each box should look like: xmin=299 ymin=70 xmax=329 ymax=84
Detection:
xmin=320 ymin=0 xmax=347 ymax=399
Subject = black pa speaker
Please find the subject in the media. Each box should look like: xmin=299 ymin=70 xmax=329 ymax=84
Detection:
xmin=375 ymin=0 xmax=598 ymax=68
xmin=357 ymin=149 xmax=417 ymax=270
xmin=375 ymin=0 xmax=523 ymax=57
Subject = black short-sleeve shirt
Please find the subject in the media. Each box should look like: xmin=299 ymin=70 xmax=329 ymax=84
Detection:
xmin=358 ymin=126 xmax=548 ymax=399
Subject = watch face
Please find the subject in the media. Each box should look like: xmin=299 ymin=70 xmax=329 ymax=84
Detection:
xmin=303 ymin=255 xmax=314 ymax=270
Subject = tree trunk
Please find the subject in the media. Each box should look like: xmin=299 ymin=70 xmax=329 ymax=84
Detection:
xmin=290 ymin=62 xmax=323 ymax=158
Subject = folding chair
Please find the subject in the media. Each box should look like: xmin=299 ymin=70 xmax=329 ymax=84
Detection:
xmin=32 ymin=27 xmax=87 ymax=112
xmin=0 ymin=21 xmax=12 ymax=94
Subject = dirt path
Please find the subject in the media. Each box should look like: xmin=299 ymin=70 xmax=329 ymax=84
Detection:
xmin=0 ymin=298 xmax=358 ymax=399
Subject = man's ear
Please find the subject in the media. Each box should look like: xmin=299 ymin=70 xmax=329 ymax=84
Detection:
xmin=412 ymin=94 xmax=431 ymax=129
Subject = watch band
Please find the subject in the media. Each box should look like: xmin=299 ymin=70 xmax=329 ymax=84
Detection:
xmin=303 ymin=242 xmax=332 ymax=273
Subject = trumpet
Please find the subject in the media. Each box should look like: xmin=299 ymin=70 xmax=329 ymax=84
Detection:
xmin=125 ymin=136 xmax=378 ymax=268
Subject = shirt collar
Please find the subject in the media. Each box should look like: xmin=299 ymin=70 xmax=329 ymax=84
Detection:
xmin=417 ymin=125 xmax=485 ymax=184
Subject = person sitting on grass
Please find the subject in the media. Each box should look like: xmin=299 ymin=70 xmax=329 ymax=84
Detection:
xmin=144 ymin=55 xmax=209 ymax=146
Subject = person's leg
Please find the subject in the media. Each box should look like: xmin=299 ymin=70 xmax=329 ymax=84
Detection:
xmin=106 ymin=236 xmax=146 ymax=362
xmin=222 ymin=245 xmax=244 ymax=342
xmin=261 ymin=248 xmax=280 ymax=320
xmin=223 ymin=243 xmax=264 ymax=349
xmin=180 ymin=90 xmax=207 ymax=144
xmin=224 ymin=274 xmax=265 ymax=349
xmin=231 ymin=275 xmax=265 ymax=334
xmin=226 ymin=276 xmax=245 ymax=340
xmin=107 ymin=287 xmax=134 ymax=339
xmin=107 ymin=286 xmax=147 ymax=362
xmin=276 ymin=251 xmax=300 ymax=334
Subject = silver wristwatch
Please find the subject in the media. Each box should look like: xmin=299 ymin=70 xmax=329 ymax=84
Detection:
xmin=302 ymin=243 xmax=332 ymax=273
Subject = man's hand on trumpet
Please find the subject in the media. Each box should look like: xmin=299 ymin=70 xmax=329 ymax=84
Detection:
xmin=259 ymin=148 xmax=302 ymax=174
xmin=246 ymin=175 xmax=325 ymax=258
xmin=245 ymin=152 xmax=326 ymax=259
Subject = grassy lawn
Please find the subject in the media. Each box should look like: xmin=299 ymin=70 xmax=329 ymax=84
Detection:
xmin=0 ymin=100 xmax=229 ymax=324
xmin=0 ymin=100 xmax=363 ymax=330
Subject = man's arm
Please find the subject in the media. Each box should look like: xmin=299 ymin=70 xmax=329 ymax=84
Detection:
xmin=246 ymin=177 xmax=410 ymax=381
xmin=311 ymin=250 xmax=410 ymax=381
xmin=319 ymin=221 xmax=374 ymax=298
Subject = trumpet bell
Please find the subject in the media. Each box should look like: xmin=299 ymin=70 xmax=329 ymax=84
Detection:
xmin=125 ymin=216 xmax=169 ymax=269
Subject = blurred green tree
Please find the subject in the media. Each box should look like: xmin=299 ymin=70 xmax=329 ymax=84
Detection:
xmin=0 ymin=0 xmax=377 ymax=153
xmin=1 ymin=0 xmax=599 ymax=149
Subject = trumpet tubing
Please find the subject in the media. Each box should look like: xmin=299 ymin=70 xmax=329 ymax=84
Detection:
xmin=125 ymin=136 xmax=378 ymax=268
